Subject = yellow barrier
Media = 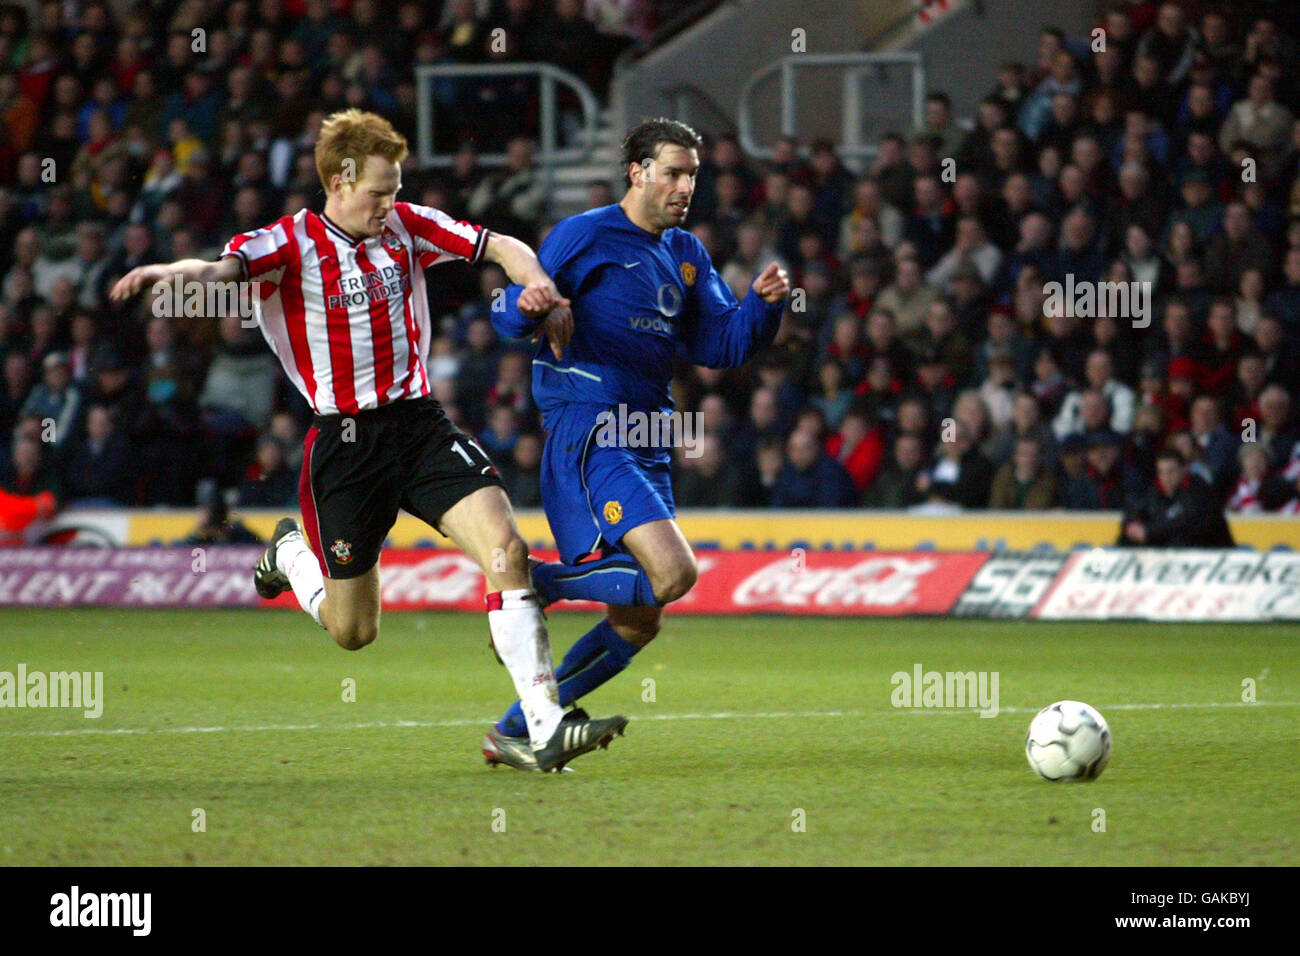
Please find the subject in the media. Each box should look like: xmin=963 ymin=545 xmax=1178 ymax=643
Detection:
xmin=124 ymin=509 xmax=1300 ymax=552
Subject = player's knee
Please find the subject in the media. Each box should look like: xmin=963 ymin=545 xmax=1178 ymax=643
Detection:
xmin=652 ymin=554 xmax=698 ymax=604
xmin=332 ymin=620 xmax=378 ymax=651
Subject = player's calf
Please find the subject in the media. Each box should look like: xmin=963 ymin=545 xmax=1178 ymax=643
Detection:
xmin=608 ymin=604 xmax=663 ymax=648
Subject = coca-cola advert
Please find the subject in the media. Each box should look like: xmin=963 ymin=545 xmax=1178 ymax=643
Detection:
xmin=301 ymin=548 xmax=986 ymax=616
xmin=0 ymin=547 xmax=985 ymax=615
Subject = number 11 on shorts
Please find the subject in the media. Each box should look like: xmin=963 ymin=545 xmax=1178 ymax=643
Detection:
xmin=451 ymin=439 xmax=486 ymax=467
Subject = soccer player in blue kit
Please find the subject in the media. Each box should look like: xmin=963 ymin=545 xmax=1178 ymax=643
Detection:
xmin=482 ymin=118 xmax=790 ymax=769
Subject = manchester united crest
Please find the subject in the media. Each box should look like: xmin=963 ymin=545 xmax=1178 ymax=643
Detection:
xmin=680 ymin=262 xmax=697 ymax=286
xmin=603 ymin=500 xmax=623 ymax=525
xmin=331 ymin=539 xmax=353 ymax=565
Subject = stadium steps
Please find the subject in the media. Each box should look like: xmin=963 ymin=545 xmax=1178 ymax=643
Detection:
xmin=547 ymin=107 xmax=623 ymax=219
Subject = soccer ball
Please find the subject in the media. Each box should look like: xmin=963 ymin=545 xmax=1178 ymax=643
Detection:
xmin=1025 ymin=700 xmax=1111 ymax=782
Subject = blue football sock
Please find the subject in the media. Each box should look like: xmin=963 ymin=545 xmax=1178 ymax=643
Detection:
xmin=532 ymin=553 xmax=659 ymax=606
xmin=496 ymin=619 xmax=640 ymax=738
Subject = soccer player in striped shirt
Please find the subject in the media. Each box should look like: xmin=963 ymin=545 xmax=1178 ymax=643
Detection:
xmin=109 ymin=109 xmax=624 ymax=772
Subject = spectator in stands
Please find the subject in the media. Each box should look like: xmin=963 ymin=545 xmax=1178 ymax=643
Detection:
xmin=182 ymin=487 xmax=262 ymax=546
xmin=1135 ymin=2 xmax=1199 ymax=88
xmin=1056 ymin=349 xmax=1137 ymax=438
xmin=0 ymin=352 xmax=33 ymax=441
xmin=199 ymin=314 xmax=278 ymax=482
xmin=926 ymin=216 xmax=1003 ymax=294
xmin=921 ymin=420 xmax=994 ymax=510
xmin=839 ymin=178 xmax=903 ymax=257
xmin=503 ymin=431 xmax=543 ymax=508
xmin=19 ymin=352 xmax=79 ymax=449
xmin=673 ymin=433 xmax=744 ymax=509
xmin=825 ymin=406 xmax=884 ymax=496
xmin=906 ymin=300 xmax=970 ymax=413
xmin=1121 ymin=448 xmax=1235 ymax=546
xmin=1218 ymin=71 xmax=1294 ymax=180
xmin=919 ymin=91 xmax=964 ymax=160
xmin=1256 ymin=384 xmax=1299 ymax=468
xmin=237 ymin=436 xmax=297 ymax=508
xmin=989 ymin=435 xmax=1057 ymax=510
xmin=1060 ymin=429 xmax=1143 ymax=511
xmin=81 ymin=343 xmax=144 ymax=434
xmin=454 ymin=318 xmax=501 ymax=434
xmin=479 ymin=404 xmax=520 ymax=460
xmin=864 ymin=432 xmax=927 ymax=509
xmin=903 ymin=174 xmax=955 ymax=268
xmin=1265 ymin=246 xmax=1300 ymax=332
xmin=811 ymin=359 xmax=852 ymax=431
xmin=67 ymin=312 xmax=98 ymax=384
xmin=771 ymin=427 xmax=856 ymax=508
xmin=1253 ymin=315 xmax=1295 ymax=393
xmin=1 ymin=433 xmax=59 ymax=499
xmin=1190 ymin=392 xmax=1237 ymax=489
xmin=1209 ymin=200 xmax=1274 ymax=296
xmin=722 ymin=222 xmax=785 ymax=303
xmin=868 ymin=132 xmax=914 ymax=213
xmin=873 ymin=256 xmax=937 ymax=338
xmin=62 ymin=404 xmax=133 ymax=505
xmin=467 ymin=136 xmax=545 ymax=242
xmin=133 ymin=347 xmax=204 ymax=507
xmin=1227 ymin=443 xmax=1270 ymax=513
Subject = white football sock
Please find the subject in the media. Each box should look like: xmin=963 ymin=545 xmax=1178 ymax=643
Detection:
xmin=278 ymin=534 xmax=326 ymax=628
xmin=487 ymin=589 xmax=563 ymax=747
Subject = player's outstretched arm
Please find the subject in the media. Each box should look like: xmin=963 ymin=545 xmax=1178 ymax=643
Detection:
xmin=681 ymin=257 xmax=790 ymax=369
xmin=482 ymin=232 xmax=569 ymax=319
xmin=108 ymin=256 xmax=243 ymax=304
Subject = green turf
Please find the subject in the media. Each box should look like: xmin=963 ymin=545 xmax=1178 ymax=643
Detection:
xmin=0 ymin=609 xmax=1296 ymax=865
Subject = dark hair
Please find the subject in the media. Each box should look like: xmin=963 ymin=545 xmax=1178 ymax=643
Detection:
xmin=1156 ymin=447 xmax=1185 ymax=465
xmin=620 ymin=117 xmax=703 ymax=187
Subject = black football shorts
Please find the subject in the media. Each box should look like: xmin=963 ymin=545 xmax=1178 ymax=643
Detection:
xmin=298 ymin=396 xmax=504 ymax=579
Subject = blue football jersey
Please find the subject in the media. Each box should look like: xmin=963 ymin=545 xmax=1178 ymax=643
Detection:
xmin=493 ymin=204 xmax=785 ymax=415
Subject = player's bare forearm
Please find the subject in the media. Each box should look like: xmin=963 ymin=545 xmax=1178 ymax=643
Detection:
xmin=109 ymin=256 xmax=243 ymax=303
xmin=483 ymin=232 xmax=569 ymax=318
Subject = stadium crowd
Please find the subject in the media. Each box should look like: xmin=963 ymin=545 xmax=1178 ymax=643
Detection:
xmin=1 ymin=0 xmax=1299 ymax=531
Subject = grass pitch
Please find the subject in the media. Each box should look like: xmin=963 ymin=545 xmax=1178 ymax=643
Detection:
xmin=0 ymin=609 xmax=1295 ymax=866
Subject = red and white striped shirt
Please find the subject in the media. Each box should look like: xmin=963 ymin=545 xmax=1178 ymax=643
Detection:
xmin=221 ymin=202 xmax=488 ymax=415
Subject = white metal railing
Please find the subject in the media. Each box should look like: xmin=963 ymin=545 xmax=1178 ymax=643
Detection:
xmin=737 ymin=52 xmax=926 ymax=163
xmin=413 ymin=62 xmax=601 ymax=170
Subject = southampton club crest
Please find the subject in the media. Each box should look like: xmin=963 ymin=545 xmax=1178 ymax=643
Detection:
xmin=380 ymin=226 xmax=406 ymax=260
xmin=330 ymin=539 xmax=353 ymax=565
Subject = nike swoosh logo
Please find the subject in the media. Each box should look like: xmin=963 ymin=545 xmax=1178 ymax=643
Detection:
xmin=623 ymin=261 xmax=640 ymax=268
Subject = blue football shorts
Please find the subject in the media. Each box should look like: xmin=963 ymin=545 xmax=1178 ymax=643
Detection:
xmin=539 ymin=403 xmax=676 ymax=565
